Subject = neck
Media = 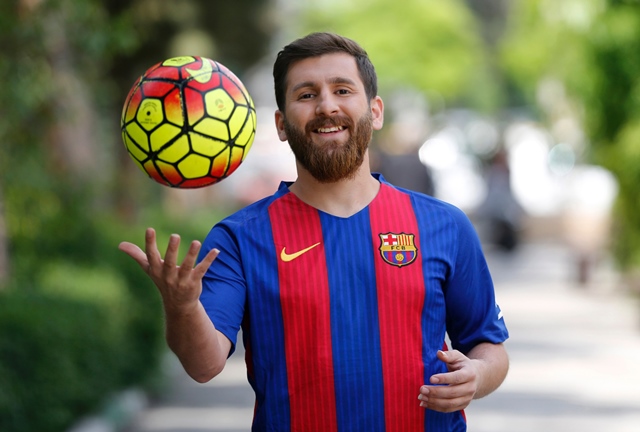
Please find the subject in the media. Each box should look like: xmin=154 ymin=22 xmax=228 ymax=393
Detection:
xmin=289 ymin=156 xmax=380 ymax=218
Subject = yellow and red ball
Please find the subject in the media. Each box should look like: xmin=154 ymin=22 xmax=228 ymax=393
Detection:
xmin=121 ymin=56 xmax=256 ymax=188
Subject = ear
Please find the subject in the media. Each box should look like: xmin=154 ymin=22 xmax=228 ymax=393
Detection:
xmin=371 ymin=96 xmax=384 ymax=131
xmin=274 ymin=110 xmax=288 ymax=142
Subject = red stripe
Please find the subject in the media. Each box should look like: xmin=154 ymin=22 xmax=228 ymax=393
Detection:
xmin=370 ymin=184 xmax=425 ymax=431
xmin=268 ymin=193 xmax=338 ymax=432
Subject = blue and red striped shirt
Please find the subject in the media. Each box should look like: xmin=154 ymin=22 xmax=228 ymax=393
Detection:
xmin=199 ymin=174 xmax=508 ymax=431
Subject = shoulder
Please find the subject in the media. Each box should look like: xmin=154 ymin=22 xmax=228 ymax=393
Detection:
xmin=205 ymin=182 xmax=293 ymax=241
xmin=213 ymin=194 xmax=277 ymax=235
xmin=380 ymin=181 xmax=479 ymax=258
xmin=382 ymin=180 xmax=470 ymax=225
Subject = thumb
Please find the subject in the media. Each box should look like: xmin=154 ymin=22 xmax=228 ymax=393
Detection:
xmin=436 ymin=349 xmax=463 ymax=368
xmin=118 ymin=241 xmax=149 ymax=270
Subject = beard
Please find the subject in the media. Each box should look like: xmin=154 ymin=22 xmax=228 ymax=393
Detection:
xmin=283 ymin=111 xmax=373 ymax=183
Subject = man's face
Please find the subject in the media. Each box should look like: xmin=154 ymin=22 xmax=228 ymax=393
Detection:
xmin=282 ymin=106 xmax=373 ymax=183
xmin=275 ymin=52 xmax=384 ymax=183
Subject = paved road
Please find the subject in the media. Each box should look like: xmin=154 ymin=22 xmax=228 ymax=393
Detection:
xmin=122 ymin=241 xmax=640 ymax=432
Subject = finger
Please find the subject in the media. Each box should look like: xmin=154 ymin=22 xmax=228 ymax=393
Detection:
xmin=437 ymin=350 xmax=468 ymax=374
xmin=421 ymin=382 xmax=470 ymax=400
xmin=163 ymin=233 xmax=181 ymax=271
xmin=430 ymin=368 xmax=470 ymax=385
xmin=193 ymin=247 xmax=220 ymax=279
xmin=144 ymin=228 xmax=163 ymax=268
xmin=436 ymin=349 xmax=461 ymax=364
xmin=177 ymin=240 xmax=202 ymax=279
xmin=419 ymin=393 xmax=470 ymax=413
xmin=118 ymin=241 xmax=149 ymax=269
xmin=180 ymin=240 xmax=201 ymax=270
xmin=418 ymin=385 xmax=473 ymax=412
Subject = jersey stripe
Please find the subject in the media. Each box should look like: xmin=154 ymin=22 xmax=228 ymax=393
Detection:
xmin=369 ymin=184 xmax=426 ymax=431
xmin=320 ymin=211 xmax=386 ymax=431
xmin=268 ymin=193 xmax=338 ymax=432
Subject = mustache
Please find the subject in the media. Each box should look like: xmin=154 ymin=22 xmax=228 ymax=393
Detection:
xmin=305 ymin=115 xmax=354 ymax=134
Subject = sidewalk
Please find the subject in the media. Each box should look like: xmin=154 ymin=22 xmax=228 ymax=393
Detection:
xmin=120 ymin=241 xmax=640 ymax=432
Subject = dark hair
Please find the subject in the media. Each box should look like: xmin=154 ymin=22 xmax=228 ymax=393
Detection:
xmin=273 ymin=32 xmax=378 ymax=111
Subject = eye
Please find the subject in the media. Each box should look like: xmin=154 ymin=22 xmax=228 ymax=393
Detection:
xmin=336 ymin=88 xmax=351 ymax=95
xmin=298 ymin=93 xmax=315 ymax=100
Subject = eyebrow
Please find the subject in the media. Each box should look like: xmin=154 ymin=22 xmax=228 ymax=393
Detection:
xmin=290 ymin=77 xmax=358 ymax=93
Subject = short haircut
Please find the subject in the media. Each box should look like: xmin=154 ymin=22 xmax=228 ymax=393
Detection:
xmin=273 ymin=32 xmax=378 ymax=111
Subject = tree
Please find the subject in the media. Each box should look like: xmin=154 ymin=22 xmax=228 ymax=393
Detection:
xmin=498 ymin=0 xmax=640 ymax=273
xmin=584 ymin=2 xmax=640 ymax=271
xmin=0 ymin=1 xmax=276 ymax=429
xmin=296 ymin=0 xmax=501 ymax=113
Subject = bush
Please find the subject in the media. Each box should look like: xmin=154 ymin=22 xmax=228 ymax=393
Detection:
xmin=0 ymin=183 xmax=227 ymax=432
xmin=0 ymin=212 xmax=167 ymax=432
xmin=0 ymin=292 xmax=126 ymax=432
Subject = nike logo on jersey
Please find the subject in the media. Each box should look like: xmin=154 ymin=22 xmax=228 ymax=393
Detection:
xmin=280 ymin=242 xmax=321 ymax=262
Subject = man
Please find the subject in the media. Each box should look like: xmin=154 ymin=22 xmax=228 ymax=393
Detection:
xmin=120 ymin=32 xmax=509 ymax=431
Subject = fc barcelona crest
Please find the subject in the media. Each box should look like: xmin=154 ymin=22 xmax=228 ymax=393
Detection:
xmin=378 ymin=232 xmax=418 ymax=267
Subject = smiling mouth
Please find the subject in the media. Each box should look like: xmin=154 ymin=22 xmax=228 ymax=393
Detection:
xmin=315 ymin=126 xmax=345 ymax=133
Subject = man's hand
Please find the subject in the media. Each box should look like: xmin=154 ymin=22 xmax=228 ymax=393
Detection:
xmin=119 ymin=227 xmax=231 ymax=382
xmin=418 ymin=350 xmax=481 ymax=413
xmin=418 ymin=343 xmax=509 ymax=413
xmin=118 ymin=227 xmax=219 ymax=313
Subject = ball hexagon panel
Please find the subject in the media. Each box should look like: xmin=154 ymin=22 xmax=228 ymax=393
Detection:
xmin=193 ymin=118 xmax=229 ymax=143
xmin=121 ymin=56 xmax=256 ymax=188
xmin=136 ymin=99 xmax=164 ymax=132
xmin=178 ymin=153 xmax=212 ymax=179
xmin=204 ymin=88 xmax=235 ymax=122
xmin=150 ymin=123 xmax=181 ymax=152
xmin=158 ymin=135 xmax=190 ymax=163
xmin=228 ymin=106 xmax=249 ymax=138
xmin=124 ymin=123 xmax=150 ymax=154
xmin=190 ymin=134 xmax=227 ymax=158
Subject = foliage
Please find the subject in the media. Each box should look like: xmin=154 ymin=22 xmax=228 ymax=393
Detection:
xmin=498 ymin=0 xmax=598 ymax=105
xmin=0 ymin=198 xmax=164 ymax=431
xmin=0 ymin=0 xmax=272 ymax=430
xmin=498 ymin=0 xmax=640 ymax=270
xmin=298 ymin=0 xmax=502 ymax=113
xmin=0 ymin=293 xmax=115 ymax=432
xmin=585 ymin=3 xmax=640 ymax=269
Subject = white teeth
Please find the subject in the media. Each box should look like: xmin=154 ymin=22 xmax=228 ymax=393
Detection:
xmin=317 ymin=126 xmax=344 ymax=133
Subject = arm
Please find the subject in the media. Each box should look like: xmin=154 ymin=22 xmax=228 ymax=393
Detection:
xmin=418 ymin=342 xmax=509 ymax=412
xmin=119 ymin=228 xmax=231 ymax=383
xmin=163 ymin=296 xmax=232 ymax=383
xmin=418 ymin=207 xmax=509 ymax=412
xmin=466 ymin=341 xmax=509 ymax=398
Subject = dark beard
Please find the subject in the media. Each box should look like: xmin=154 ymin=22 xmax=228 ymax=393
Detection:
xmin=284 ymin=112 xmax=373 ymax=183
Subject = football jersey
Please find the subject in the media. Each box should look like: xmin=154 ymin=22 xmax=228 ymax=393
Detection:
xmin=199 ymin=174 xmax=509 ymax=432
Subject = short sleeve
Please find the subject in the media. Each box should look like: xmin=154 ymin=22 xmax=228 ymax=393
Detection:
xmin=444 ymin=210 xmax=509 ymax=354
xmin=198 ymin=223 xmax=247 ymax=356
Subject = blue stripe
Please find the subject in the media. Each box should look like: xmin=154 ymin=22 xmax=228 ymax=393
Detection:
xmin=319 ymin=210 xmax=386 ymax=432
xmin=412 ymin=195 xmax=467 ymax=431
xmin=242 ymin=207 xmax=290 ymax=431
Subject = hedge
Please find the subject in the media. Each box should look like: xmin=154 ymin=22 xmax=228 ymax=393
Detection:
xmin=0 ymin=254 xmax=165 ymax=432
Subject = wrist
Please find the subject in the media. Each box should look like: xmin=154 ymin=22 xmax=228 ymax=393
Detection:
xmin=164 ymin=300 xmax=201 ymax=320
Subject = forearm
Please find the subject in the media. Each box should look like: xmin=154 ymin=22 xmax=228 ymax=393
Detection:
xmin=164 ymin=301 xmax=230 ymax=383
xmin=467 ymin=342 xmax=509 ymax=399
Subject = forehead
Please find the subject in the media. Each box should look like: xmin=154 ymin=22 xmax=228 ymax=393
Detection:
xmin=286 ymin=52 xmax=362 ymax=92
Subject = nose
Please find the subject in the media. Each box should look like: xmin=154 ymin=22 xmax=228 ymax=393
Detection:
xmin=315 ymin=91 xmax=339 ymax=116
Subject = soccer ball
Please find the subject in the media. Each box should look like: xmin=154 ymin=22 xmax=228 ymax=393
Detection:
xmin=121 ymin=56 xmax=256 ymax=188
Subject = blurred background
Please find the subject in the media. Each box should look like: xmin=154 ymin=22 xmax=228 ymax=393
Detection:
xmin=2 ymin=0 xmax=640 ymax=431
